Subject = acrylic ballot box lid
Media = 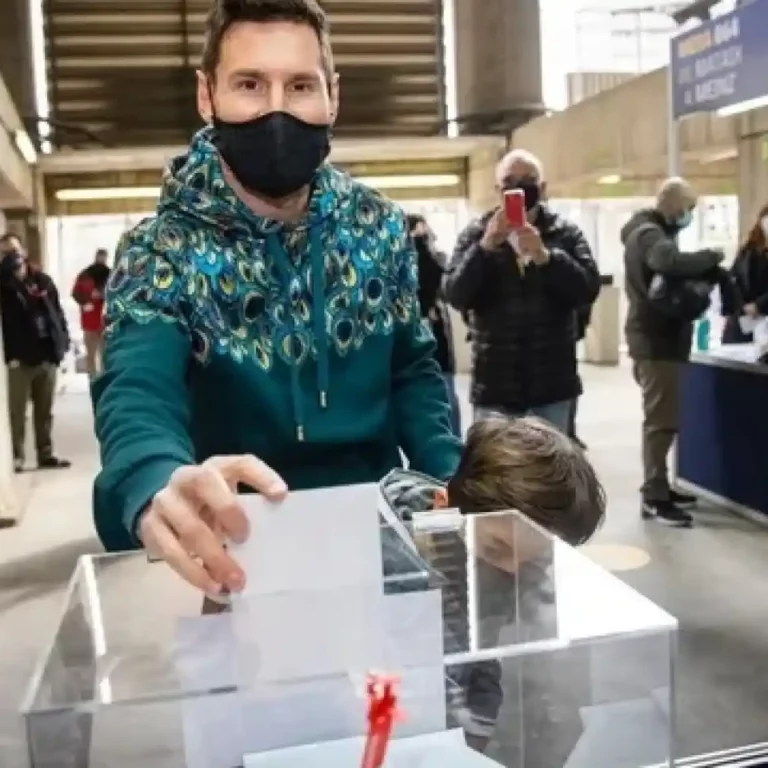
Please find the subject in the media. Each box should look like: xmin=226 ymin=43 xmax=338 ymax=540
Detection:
xmin=18 ymin=502 xmax=678 ymax=768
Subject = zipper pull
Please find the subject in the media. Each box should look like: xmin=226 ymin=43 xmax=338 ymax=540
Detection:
xmin=320 ymin=391 xmax=327 ymax=408
xmin=297 ymin=425 xmax=305 ymax=441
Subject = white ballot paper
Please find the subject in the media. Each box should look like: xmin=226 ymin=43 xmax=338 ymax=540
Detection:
xmin=243 ymin=729 xmax=503 ymax=767
xmin=233 ymin=483 xmax=384 ymax=594
xmin=176 ymin=484 xmax=449 ymax=768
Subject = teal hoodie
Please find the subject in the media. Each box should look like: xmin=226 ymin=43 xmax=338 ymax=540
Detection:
xmin=92 ymin=129 xmax=462 ymax=551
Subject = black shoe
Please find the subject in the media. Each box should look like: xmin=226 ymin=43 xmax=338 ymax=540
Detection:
xmin=13 ymin=459 xmax=24 ymax=474
xmin=38 ymin=456 xmax=71 ymax=470
xmin=670 ymin=490 xmax=697 ymax=509
xmin=642 ymin=500 xmax=693 ymax=527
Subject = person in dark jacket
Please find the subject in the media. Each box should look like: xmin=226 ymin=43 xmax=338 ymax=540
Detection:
xmin=407 ymin=213 xmax=461 ymax=436
xmin=622 ymin=177 xmax=723 ymax=527
xmin=444 ymin=149 xmax=600 ymax=434
xmin=0 ymin=235 xmax=71 ymax=473
xmin=722 ymin=203 xmax=768 ymax=343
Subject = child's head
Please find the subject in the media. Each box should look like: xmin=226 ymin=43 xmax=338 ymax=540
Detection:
xmin=445 ymin=417 xmax=606 ymax=546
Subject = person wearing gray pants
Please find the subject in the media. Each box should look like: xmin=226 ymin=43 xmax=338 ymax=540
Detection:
xmin=622 ymin=178 xmax=724 ymax=527
xmin=0 ymin=235 xmax=71 ymax=473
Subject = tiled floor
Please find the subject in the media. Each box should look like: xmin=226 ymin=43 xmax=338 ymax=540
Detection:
xmin=2 ymin=363 xmax=768 ymax=764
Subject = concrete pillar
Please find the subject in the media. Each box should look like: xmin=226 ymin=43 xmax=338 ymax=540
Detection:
xmin=736 ymin=107 xmax=768 ymax=239
xmin=452 ymin=0 xmax=544 ymax=131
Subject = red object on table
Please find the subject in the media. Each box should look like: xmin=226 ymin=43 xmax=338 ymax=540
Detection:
xmin=361 ymin=674 xmax=400 ymax=768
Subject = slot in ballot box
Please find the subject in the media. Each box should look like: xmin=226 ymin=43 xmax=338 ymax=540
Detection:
xmin=16 ymin=496 xmax=677 ymax=768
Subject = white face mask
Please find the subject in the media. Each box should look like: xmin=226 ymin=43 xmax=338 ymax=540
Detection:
xmin=761 ymin=216 xmax=768 ymax=237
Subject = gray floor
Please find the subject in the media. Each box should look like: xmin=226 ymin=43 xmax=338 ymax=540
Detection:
xmin=2 ymin=363 xmax=768 ymax=764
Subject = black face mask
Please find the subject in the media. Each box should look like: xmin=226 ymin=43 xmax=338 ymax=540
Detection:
xmin=212 ymin=111 xmax=331 ymax=199
xmin=504 ymin=181 xmax=541 ymax=211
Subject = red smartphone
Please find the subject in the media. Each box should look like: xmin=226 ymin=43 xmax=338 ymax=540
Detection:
xmin=504 ymin=189 xmax=526 ymax=229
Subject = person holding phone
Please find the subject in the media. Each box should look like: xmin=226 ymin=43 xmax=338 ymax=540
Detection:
xmin=444 ymin=149 xmax=600 ymax=434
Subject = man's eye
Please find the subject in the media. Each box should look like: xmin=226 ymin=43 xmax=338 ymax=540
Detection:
xmin=291 ymin=81 xmax=315 ymax=93
xmin=237 ymin=80 xmax=261 ymax=92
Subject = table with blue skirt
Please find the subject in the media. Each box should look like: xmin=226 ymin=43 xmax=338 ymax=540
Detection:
xmin=677 ymin=344 xmax=768 ymax=523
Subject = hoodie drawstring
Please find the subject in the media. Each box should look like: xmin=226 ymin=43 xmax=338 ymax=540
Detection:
xmin=310 ymin=227 xmax=329 ymax=409
xmin=266 ymin=230 xmax=328 ymax=442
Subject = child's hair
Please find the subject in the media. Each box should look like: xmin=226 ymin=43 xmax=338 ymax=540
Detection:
xmin=446 ymin=417 xmax=606 ymax=545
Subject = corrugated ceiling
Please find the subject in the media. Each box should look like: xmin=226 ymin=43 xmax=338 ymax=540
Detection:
xmin=43 ymin=0 xmax=445 ymax=148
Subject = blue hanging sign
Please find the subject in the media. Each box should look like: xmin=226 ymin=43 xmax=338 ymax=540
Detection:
xmin=670 ymin=0 xmax=768 ymax=119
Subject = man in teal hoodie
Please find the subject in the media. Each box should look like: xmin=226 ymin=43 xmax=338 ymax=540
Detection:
xmin=92 ymin=0 xmax=462 ymax=597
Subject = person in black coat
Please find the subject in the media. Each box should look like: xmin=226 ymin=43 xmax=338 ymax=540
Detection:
xmin=408 ymin=214 xmax=461 ymax=436
xmin=722 ymin=203 xmax=768 ymax=343
xmin=0 ymin=234 xmax=71 ymax=473
xmin=443 ymin=150 xmax=600 ymax=434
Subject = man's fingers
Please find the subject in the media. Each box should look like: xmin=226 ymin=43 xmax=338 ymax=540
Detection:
xmin=142 ymin=516 xmax=223 ymax=597
xmin=156 ymin=486 xmax=246 ymax=592
xmin=213 ymin=455 xmax=287 ymax=500
xmin=187 ymin=465 xmax=249 ymax=544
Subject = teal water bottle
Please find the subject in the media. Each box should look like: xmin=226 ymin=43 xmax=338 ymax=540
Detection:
xmin=696 ymin=316 xmax=711 ymax=352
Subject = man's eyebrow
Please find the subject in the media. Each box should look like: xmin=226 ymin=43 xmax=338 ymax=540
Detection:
xmin=229 ymin=68 xmax=322 ymax=80
xmin=228 ymin=68 xmax=268 ymax=79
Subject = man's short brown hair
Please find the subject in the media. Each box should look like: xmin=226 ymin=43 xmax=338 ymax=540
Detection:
xmin=447 ymin=417 xmax=606 ymax=546
xmin=201 ymin=0 xmax=334 ymax=83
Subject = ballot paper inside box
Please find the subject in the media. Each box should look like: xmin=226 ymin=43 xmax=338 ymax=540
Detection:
xmin=175 ymin=586 xmax=448 ymax=768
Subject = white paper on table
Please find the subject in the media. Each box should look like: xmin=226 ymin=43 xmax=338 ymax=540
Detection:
xmin=243 ymin=729 xmax=503 ymax=767
xmin=231 ymin=484 xmax=383 ymax=596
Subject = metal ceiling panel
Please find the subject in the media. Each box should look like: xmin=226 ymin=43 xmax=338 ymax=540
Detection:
xmin=42 ymin=0 xmax=445 ymax=148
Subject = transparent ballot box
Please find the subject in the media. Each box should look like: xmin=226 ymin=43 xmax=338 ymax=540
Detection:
xmin=20 ymin=506 xmax=677 ymax=768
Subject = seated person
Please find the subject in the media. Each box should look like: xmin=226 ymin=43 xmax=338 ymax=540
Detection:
xmin=379 ymin=416 xmax=606 ymax=755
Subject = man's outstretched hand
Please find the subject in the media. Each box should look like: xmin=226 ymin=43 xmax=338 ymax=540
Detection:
xmin=138 ymin=455 xmax=287 ymax=596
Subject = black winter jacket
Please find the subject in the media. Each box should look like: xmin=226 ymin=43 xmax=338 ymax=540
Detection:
xmin=0 ymin=267 xmax=70 ymax=366
xmin=622 ymin=209 xmax=723 ymax=360
xmin=444 ymin=206 xmax=600 ymax=410
xmin=415 ymin=237 xmax=455 ymax=373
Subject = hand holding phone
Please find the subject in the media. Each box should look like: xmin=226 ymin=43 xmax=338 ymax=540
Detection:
xmin=504 ymin=189 xmax=526 ymax=230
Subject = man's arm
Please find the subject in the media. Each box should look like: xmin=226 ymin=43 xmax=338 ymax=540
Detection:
xmin=92 ymin=223 xmax=195 ymax=552
xmin=443 ymin=217 xmax=499 ymax=311
xmin=641 ymin=226 xmax=722 ymax=278
xmin=540 ymin=221 xmax=601 ymax=309
xmin=391 ymin=218 xmax=463 ymax=480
